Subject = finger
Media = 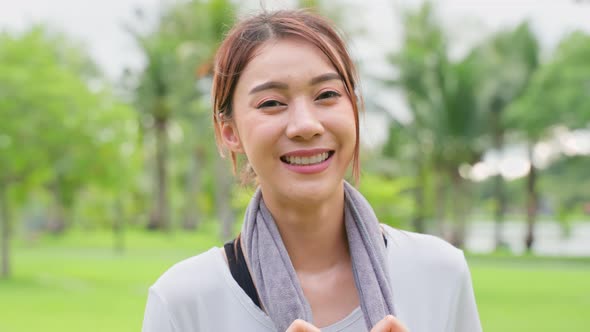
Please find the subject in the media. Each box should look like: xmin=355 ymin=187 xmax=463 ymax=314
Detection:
xmin=370 ymin=315 xmax=409 ymax=332
xmin=285 ymin=319 xmax=321 ymax=332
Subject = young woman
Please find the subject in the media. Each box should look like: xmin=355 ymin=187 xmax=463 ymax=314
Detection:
xmin=142 ymin=10 xmax=481 ymax=332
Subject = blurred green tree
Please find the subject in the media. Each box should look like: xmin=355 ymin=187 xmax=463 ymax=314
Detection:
xmin=468 ymin=22 xmax=540 ymax=250
xmin=0 ymin=27 xmax=139 ymax=277
xmin=128 ymin=0 xmax=236 ymax=235
xmin=506 ymin=31 xmax=590 ymax=251
xmin=387 ymin=3 xmax=488 ymax=246
xmin=385 ymin=3 xmax=446 ymax=235
xmin=542 ymin=155 xmax=590 ymax=236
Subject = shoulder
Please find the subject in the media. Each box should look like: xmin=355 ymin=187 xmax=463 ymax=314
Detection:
xmin=149 ymin=247 xmax=228 ymax=303
xmin=380 ymin=227 xmax=481 ymax=331
xmin=381 ymin=224 xmax=467 ymax=277
xmin=144 ymin=247 xmax=276 ymax=331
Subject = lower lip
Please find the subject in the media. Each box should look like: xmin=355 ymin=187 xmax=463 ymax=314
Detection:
xmin=282 ymin=153 xmax=333 ymax=174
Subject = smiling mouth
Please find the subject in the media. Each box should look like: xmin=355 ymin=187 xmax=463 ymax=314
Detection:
xmin=280 ymin=151 xmax=334 ymax=166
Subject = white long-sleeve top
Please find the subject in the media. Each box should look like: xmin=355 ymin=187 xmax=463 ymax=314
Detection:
xmin=142 ymin=225 xmax=482 ymax=332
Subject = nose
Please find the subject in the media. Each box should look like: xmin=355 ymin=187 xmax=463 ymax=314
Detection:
xmin=285 ymin=99 xmax=324 ymax=140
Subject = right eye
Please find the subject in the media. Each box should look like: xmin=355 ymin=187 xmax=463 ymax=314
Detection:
xmin=257 ymin=100 xmax=285 ymax=109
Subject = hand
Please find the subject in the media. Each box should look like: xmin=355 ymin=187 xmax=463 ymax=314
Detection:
xmin=370 ymin=315 xmax=409 ymax=332
xmin=285 ymin=319 xmax=321 ymax=332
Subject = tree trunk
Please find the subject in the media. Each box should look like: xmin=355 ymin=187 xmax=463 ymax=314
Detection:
xmin=434 ymin=171 xmax=447 ymax=238
xmin=113 ymin=196 xmax=125 ymax=254
xmin=493 ymin=173 xmax=507 ymax=248
xmin=214 ymin=156 xmax=235 ymax=241
xmin=182 ymin=146 xmax=204 ymax=230
xmin=48 ymin=181 xmax=66 ymax=234
xmin=412 ymin=155 xmax=426 ymax=234
xmin=449 ymin=170 xmax=468 ymax=248
xmin=491 ymin=110 xmax=507 ymax=250
xmin=148 ymin=117 xmax=169 ymax=231
xmin=1 ymin=183 xmax=11 ymax=278
xmin=525 ymin=142 xmax=538 ymax=252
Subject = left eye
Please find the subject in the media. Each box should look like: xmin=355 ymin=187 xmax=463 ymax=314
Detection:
xmin=257 ymin=100 xmax=285 ymax=109
xmin=316 ymin=90 xmax=341 ymax=100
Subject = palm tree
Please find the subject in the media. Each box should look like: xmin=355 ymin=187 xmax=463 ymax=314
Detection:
xmin=129 ymin=12 xmax=174 ymax=230
xmin=506 ymin=31 xmax=590 ymax=251
xmin=129 ymin=0 xmax=236 ymax=231
xmin=469 ymin=22 xmax=540 ymax=250
xmin=386 ymin=3 xmax=446 ymax=235
xmin=388 ymin=3 xmax=488 ymax=245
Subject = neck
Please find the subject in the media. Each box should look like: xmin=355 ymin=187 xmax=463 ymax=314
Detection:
xmin=260 ymin=182 xmax=350 ymax=273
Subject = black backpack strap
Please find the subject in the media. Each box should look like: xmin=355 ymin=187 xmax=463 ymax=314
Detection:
xmin=224 ymin=237 xmax=262 ymax=309
xmin=223 ymin=233 xmax=387 ymax=310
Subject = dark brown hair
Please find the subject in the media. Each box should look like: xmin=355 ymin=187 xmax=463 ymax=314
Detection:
xmin=212 ymin=9 xmax=362 ymax=183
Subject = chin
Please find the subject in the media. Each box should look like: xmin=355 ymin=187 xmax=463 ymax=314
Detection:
xmin=281 ymin=177 xmax=343 ymax=204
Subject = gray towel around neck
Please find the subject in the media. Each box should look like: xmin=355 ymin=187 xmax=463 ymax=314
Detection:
xmin=240 ymin=181 xmax=395 ymax=331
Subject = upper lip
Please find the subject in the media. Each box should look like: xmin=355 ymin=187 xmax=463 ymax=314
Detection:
xmin=281 ymin=148 xmax=333 ymax=158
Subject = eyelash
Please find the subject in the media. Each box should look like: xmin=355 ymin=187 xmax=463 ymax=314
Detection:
xmin=256 ymin=100 xmax=285 ymax=109
xmin=317 ymin=90 xmax=341 ymax=100
xmin=255 ymin=90 xmax=341 ymax=109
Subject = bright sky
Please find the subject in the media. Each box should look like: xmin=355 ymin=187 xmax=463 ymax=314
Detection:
xmin=1 ymin=0 xmax=589 ymax=178
xmin=2 ymin=0 xmax=589 ymax=79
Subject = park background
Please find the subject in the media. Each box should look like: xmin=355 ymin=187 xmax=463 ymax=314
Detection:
xmin=1 ymin=0 xmax=589 ymax=331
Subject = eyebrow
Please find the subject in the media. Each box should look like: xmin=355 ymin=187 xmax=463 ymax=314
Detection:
xmin=310 ymin=72 xmax=342 ymax=85
xmin=249 ymin=81 xmax=288 ymax=95
xmin=248 ymin=72 xmax=342 ymax=95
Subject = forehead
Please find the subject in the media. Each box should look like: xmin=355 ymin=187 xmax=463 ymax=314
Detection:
xmin=239 ymin=37 xmax=338 ymax=84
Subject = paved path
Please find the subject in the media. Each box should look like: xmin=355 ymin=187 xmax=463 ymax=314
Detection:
xmin=465 ymin=221 xmax=590 ymax=256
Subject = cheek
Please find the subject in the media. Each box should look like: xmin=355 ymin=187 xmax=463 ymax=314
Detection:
xmin=236 ymin=115 xmax=283 ymax=158
xmin=335 ymin=109 xmax=358 ymax=161
xmin=332 ymin=107 xmax=357 ymax=143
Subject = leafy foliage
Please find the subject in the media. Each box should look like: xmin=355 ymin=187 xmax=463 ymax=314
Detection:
xmin=506 ymin=31 xmax=590 ymax=138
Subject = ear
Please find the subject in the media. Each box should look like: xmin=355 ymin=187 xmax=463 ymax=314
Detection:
xmin=220 ymin=121 xmax=244 ymax=153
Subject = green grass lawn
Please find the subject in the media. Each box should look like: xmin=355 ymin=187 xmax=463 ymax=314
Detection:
xmin=468 ymin=254 xmax=590 ymax=331
xmin=1 ymin=227 xmax=589 ymax=332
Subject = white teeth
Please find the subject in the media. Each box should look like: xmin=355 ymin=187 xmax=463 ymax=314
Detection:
xmin=285 ymin=152 xmax=330 ymax=165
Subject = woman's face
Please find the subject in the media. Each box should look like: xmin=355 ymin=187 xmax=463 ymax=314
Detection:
xmin=221 ymin=37 xmax=356 ymax=204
